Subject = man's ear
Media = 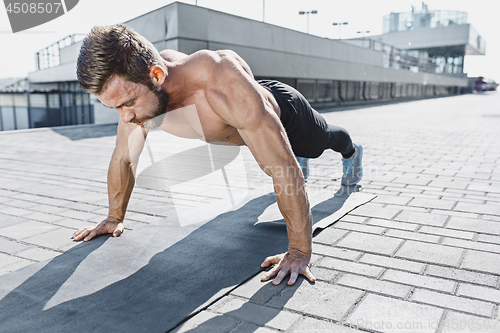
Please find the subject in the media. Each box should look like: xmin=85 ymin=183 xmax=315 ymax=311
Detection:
xmin=150 ymin=65 xmax=165 ymax=89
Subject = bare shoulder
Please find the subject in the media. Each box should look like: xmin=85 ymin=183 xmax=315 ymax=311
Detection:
xmin=183 ymin=49 xmax=254 ymax=78
xmin=159 ymin=49 xmax=188 ymax=62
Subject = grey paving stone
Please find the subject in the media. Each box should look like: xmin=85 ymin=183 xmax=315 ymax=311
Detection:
xmin=56 ymin=210 xmax=99 ymax=221
xmin=0 ymin=220 xmax=60 ymax=240
xmin=23 ymin=212 xmax=65 ymax=223
xmin=456 ymin=283 xmax=500 ymax=304
xmin=312 ymin=243 xmax=362 ymax=261
xmin=440 ymin=311 xmax=500 ymax=333
xmin=230 ymin=275 xmax=288 ymax=305
xmin=337 ymin=273 xmax=411 ymax=298
xmin=340 ymin=215 xmax=368 ymax=224
xmin=431 ymin=209 xmax=479 ymax=219
xmin=446 ymin=217 xmax=500 ymax=235
xmin=172 ymin=310 xmax=240 ymax=333
xmin=333 ymin=221 xmax=386 ymax=235
xmin=312 ymin=227 xmax=348 ymax=246
xmin=382 ymin=269 xmax=456 ymax=293
xmin=229 ymin=322 xmax=277 ymax=333
xmin=212 ymin=296 xmax=301 ymax=331
xmin=460 ymin=250 xmax=500 ymax=275
xmin=27 ymin=204 xmax=68 ymax=215
xmin=350 ymin=203 xmax=402 ymax=220
xmin=372 ymin=195 xmax=413 ymax=206
xmin=412 ymin=288 xmax=495 ymax=317
xmin=467 ymin=184 xmax=500 ymax=194
xmin=0 ymin=252 xmax=26 ymax=269
xmin=335 ymin=232 xmax=403 ymax=255
xmin=2 ymin=199 xmax=38 ymax=209
xmin=35 ymin=197 xmax=71 ymax=206
xmin=477 ymin=234 xmax=500 ymax=245
xmin=22 ymin=227 xmax=76 ymax=251
xmin=0 ymin=237 xmax=30 ymax=254
xmin=52 ymin=218 xmax=96 ymax=231
xmin=454 ymin=202 xmax=500 ymax=216
xmin=443 ymin=238 xmax=500 ymax=254
xmin=384 ymin=229 xmax=441 ymax=243
xmin=290 ymin=316 xmax=362 ymax=333
xmin=0 ymin=206 xmax=33 ymax=217
xmin=394 ymin=210 xmax=448 ymax=227
xmin=419 ymin=226 xmax=474 ymax=240
xmin=425 ymin=265 xmax=498 ymax=287
xmin=367 ymin=218 xmax=419 ymax=231
xmin=318 ymin=258 xmax=384 ymax=277
xmin=0 ymin=257 xmax=34 ymax=276
xmin=310 ymin=266 xmax=341 ymax=283
xmin=267 ymin=280 xmax=363 ymax=321
xmin=395 ymin=240 xmax=464 ymax=266
xmin=15 ymin=247 xmax=61 ymax=261
xmin=346 ymin=293 xmax=443 ymax=332
xmin=393 ymin=176 xmax=432 ymax=186
xmin=358 ymin=253 xmax=425 ymax=274
xmin=408 ymin=198 xmax=456 ymax=210
xmin=427 ymin=179 xmax=470 ymax=190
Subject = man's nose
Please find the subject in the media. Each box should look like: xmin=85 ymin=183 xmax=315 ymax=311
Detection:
xmin=119 ymin=108 xmax=135 ymax=123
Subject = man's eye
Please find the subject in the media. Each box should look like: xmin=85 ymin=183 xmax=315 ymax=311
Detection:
xmin=125 ymin=102 xmax=135 ymax=107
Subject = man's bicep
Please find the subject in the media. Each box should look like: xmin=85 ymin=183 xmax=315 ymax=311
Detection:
xmin=238 ymin=112 xmax=296 ymax=176
xmin=114 ymin=120 xmax=147 ymax=166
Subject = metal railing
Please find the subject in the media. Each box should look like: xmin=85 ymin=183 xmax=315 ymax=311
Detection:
xmin=345 ymin=37 xmax=466 ymax=77
xmin=35 ymin=34 xmax=85 ymax=71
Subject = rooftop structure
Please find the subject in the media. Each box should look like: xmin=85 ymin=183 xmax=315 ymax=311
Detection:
xmin=345 ymin=3 xmax=485 ymax=77
xmin=0 ymin=2 xmax=485 ymax=131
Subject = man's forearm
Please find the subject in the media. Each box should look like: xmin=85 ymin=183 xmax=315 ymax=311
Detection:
xmin=273 ymin=170 xmax=312 ymax=255
xmin=107 ymin=157 xmax=135 ymax=222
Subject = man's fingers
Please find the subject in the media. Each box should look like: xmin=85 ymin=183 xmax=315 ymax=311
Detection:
xmin=84 ymin=226 xmax=102 ymax=241
xmin=288 ymin=271 xmax=299 ymax=286
xmin=261 ymin=263 xmax=280 ymax=281
xmin=261 ymin=254 xmax=281 ymax=267
xmin=72 ymin=228 xmax=91 ymax=241
xmin=303 ymin=267 xmax=316 ymax=283
xmin=272 ymin=266 xmax=290 ymax=285
xmin=113 ymin=224 xmax=124 ymax=237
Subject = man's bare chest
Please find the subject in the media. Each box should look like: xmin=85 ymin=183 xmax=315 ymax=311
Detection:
xmin=159 ymin=94 xmax=245 ymax=145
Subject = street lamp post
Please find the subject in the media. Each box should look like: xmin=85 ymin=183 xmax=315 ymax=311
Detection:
xmin=357 ymin=30 xmax=370 ymax=37
xmin=299 ymin=10 xmax=317 ymax=34
xmin=332 ymin=22 xmax=348 ymax=39
xmin=262 ymin=0 xmax=265 ymax=22
xmin=357 ymin=30 xmax=370 ymax=47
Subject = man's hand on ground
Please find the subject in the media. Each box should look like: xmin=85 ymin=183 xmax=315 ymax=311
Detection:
xmin=260 ymin=249 xmax=316 ymax=286
xmin=72 ymin=218 xmax=124 ymax=242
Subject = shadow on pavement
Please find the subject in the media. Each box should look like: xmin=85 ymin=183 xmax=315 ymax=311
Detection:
xmin=51 ymin=124 xmax=118 ymax=141
xmin=0 ymin=186 xmax=360 ymax=333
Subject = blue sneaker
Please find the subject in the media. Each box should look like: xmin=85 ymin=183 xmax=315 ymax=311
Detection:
xmin=341 ymin=144 xmax=363 ymax=185
xmin=296 ymin=156 xmax=309 ymax=180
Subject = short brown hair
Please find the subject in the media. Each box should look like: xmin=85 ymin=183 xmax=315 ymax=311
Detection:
xmin=76 ymin=24 xmax=164 ymax=94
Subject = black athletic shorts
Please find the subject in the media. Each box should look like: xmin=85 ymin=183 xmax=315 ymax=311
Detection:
xmin=258 ymin=80 xmax=331 ymax=158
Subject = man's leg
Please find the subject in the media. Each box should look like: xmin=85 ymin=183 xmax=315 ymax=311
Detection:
xmin=291 ymin=108 xmax=363 ymax=184
xmin=324 ymin=123 xmax=363 ymax=185
xmin=260 ymin=80 xmax=362 ymax=183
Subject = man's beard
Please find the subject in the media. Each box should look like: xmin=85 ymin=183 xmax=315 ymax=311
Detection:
xmin=141 ymin=87 xmax=170 ymax=130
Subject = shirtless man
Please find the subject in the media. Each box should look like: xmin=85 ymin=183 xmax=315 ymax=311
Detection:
xmin=72 ymin=24 xmax=363 ymax=286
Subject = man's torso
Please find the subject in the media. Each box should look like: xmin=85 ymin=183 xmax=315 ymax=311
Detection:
xmin=156 ymin=50 xmax=282 ymax=146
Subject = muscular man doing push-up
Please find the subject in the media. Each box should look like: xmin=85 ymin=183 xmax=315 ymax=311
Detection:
xmin=72 ymin=24 xmax=363 ymax=286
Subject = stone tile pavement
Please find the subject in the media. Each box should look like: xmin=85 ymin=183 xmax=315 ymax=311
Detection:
xmin=1 ymin=91 xmax=500 ymax=332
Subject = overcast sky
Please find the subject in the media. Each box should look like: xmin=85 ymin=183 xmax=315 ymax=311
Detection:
xmin=0 ymin=0 xmax=499 ymax=81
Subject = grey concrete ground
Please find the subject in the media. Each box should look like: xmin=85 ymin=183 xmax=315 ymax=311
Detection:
xmin=0 ymin=91 xmax=500 ymax=332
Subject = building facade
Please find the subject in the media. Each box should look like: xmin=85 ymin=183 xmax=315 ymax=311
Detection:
xmin=0 ymin=2 xmax=486 ymax=131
